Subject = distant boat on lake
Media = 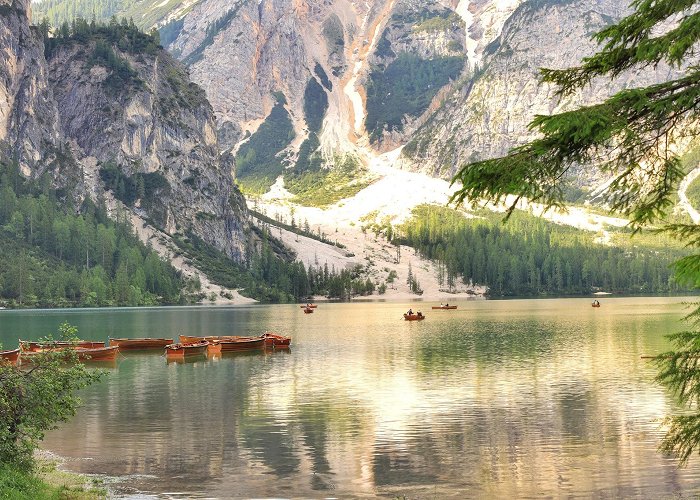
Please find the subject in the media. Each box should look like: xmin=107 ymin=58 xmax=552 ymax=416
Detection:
xmin=404 ymin=313 xmax=425 ymax=321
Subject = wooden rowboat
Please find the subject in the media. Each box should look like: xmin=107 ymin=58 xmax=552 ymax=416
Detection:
xmin=74 ymin=346 xmax=119 ymax=361
xmin=20 ymin=340 xmax=105 ymax=352
xmin=592 ymin=303 xmax=601 ymax=308
xmin=300 ymin=304 xmax=317 ymax=308
xmin=303 ymin=307 xmax=314 ymax=314
xmin=165 ymin=341 xmax=209 ymax=358
xmin=179 ymin=335 xmax=249 ymax=343
xmin=178 ymin=335 xmax=265 ymax=351
xmin=404 ymin=313 xmax=425 ymax=321
xmin=20 ymin=345 xmax=119 ymax=362
xmin=217 ymin=338 xmax=265 ymax=351
xmin=431 ymin=305 xmax=457 ymax=310
xmin=0 ymin=348 xmax=20 ymax=365
xmin=260 ymin=332 xmax=291 ymax=348
xmin=109 ymin=338 xmax=174 ymax=350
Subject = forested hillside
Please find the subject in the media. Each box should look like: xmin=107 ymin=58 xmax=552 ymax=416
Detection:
xmin=396 ymin=206 xmax=687 ymax=296
xmin=0 ymin=161 xmax=184 ymax=307
xmin=31 ymin=0 xmax=175 ymax=29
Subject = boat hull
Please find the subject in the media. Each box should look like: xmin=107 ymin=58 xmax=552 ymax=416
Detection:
xmin=261 ymin=333 xmax=291 ymax=347
xmin=165 ymin=342 xmax=209 ymax=357
xmin=300 ymin=304 xmax=317 ymax=308
xmin=404 ymin=314 xmax=425 ymax=321
xmin=20 ymin=340 xmax=105 ymax=352
xmin=177 ymin=335 xmax=265 ymax=351
xmin=218 ymin=338 xmax=265 ymax=351
xmin=75 ymin=346 xmax=119 ymax=361
xmin=0 ymin=348 xmax=20 ymax=365
xmin=109 ymin=338 xmax=174 ymax=350
xmin=20 ymin=345 xmax=119 ymax=362
xmin=431 ymin=306 xmax=457 ymax=310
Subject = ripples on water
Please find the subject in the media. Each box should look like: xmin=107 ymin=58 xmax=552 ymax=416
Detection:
xmin=2 ymin=297 xmax=700 ymax=498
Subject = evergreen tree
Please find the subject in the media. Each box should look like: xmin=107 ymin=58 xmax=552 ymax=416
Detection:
xmin=450 ymin=0 xmax=700 ymax=464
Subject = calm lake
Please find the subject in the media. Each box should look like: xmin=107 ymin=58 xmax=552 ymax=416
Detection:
xmin=2 ymin=297 xmax=700 ymax=498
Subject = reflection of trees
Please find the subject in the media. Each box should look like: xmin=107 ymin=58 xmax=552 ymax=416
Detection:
xmin=239 ymin=416 xmax=300 ymax=476
xmin=415 ymin=318 xmax=564 ymax=371
xmin=37 ymin=301 xmax=700 ymax=497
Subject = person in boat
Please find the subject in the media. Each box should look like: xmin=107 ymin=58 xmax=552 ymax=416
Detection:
xmin=417 ymin=311 xmax=423 ymax=318
xmin=445 ymin=303 xmax=449 ymax=307
xmin=407 ymin=308 xmax=413 ymax=316
xmin=592 ymin=300 xmax=600 ymax=306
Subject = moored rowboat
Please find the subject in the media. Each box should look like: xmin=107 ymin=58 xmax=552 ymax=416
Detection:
xmin=404 ymin=313 xmax=425 ymax=321
xmin=179 ymin=335 xmax=266 ymax=351
xmin=109 ymin=338 xmax=174 ymax=350
xmin=179 ymin=335 xmax=252 ymax=343
xmin=216 ymin=338 xmax=265 ymax=351
xmin=74 ymin=346 xmax=119 ymax=361
xmin=20 ymin=340 xmax=105 ymax=352
xmin=0 ymin=348 xmax=20 ymax=365
xmin=165 ymin=341 xmax=209 ymax=358
xmin=260 ymin=332 xmax=291 ymax=347
xmin=207 ymin=341 xmax=222 ymax=354
xmin=20 ymin=345 xmax=119 ymax=362
xmin=431 ymin=305 xmax=457 ymax=310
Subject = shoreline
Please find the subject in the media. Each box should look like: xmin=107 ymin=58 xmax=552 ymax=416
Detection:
xmin=0 ymin=292 xmax=697 ymax=312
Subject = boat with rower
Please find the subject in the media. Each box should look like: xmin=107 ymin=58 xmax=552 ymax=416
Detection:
xmin=404 ymin=313 xmax=425 ymax=321
xmin=432 ymin=305 xmax=457 ymax=310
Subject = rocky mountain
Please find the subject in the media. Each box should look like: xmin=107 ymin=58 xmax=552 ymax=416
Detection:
xmin=34 ymin=0 xmax=680 ymax=199
xmin=401 ymin=0 xmax=683 ymax=183
xmin=2 ymin=0 xmax=248 ymax=260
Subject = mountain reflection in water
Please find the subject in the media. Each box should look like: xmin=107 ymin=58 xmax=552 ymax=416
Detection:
xmin=1 ymin=298 xmax=698 ymax=497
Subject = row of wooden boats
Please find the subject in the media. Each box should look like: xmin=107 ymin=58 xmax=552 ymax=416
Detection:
xmin=0 ymin=332 xmax=291 ymax=365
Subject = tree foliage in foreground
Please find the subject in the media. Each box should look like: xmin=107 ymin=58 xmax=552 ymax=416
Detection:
xmin=0 ymin=323 xmax=102 ymax=470
xmin=450 ymin=0 xmax=700 ymax=464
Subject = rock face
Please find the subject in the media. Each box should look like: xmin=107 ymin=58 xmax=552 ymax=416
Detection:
xmin=0 ymin=0 xmax=249 ymax=260
xmin=402 ymin=0 xmax=680 ymax=180
xmin=0 ymin=0 xmax=60 ymax=175
xmin=28 ymin=0 xmax=684 ymax=190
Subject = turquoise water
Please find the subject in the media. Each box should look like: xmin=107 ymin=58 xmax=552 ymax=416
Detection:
xmin=2 ymin=297 xmax=699 ymax=497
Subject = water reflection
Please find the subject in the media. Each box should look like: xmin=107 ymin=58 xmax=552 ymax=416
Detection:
xmin=0 ymin=298 xmax=698 ymax=497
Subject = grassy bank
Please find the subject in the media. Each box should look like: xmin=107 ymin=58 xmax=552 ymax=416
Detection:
xmin=0 ymin=458 xmax=106 ymax=499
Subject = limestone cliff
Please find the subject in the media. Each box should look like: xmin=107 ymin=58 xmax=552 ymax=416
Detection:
xmin=0 ymin=0 xmax=60 ymax=176
xmin=402 ymin=0 xmax=680 ymax=182
xmin=0 ymin=1 xmax=249 ymax=260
